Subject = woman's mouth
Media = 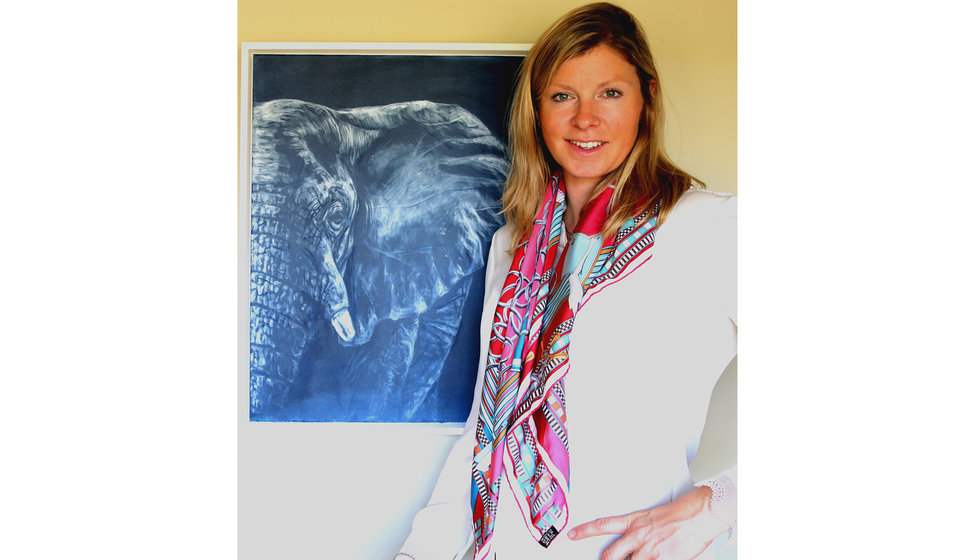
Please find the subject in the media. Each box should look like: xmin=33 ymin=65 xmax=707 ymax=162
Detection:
xmin=568 ymin=139 xmax=605 ymax=152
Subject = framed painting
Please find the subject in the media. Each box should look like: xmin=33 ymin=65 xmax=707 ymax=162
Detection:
xmin=240 ymin=43 xmax=528 ymax=422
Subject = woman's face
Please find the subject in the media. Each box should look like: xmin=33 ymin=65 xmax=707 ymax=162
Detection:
xmin=538 ymin=44 xmax=646 ymax=195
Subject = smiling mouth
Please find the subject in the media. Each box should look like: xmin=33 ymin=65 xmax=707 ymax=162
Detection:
xmin=568 ymin=140 xmax=605 ymax=150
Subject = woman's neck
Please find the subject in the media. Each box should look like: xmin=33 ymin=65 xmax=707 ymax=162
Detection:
xmin=562 ymin=175 xmax=598 ymax=232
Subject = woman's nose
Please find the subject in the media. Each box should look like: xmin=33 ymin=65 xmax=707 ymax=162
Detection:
xmin=571 ymin=100 xmax=599 ymax=129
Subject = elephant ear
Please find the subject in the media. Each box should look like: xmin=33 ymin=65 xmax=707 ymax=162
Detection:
xmin=343 ymin=102 xmax=507 ymax=335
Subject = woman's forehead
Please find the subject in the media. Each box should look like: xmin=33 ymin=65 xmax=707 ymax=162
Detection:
xmin=548 ymin=45 xmax=641 ymax=88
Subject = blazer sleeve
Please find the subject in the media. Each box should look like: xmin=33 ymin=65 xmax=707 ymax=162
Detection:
xmin=396 ymin=226 xmax=513 ymax=560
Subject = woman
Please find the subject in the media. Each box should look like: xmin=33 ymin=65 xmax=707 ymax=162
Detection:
xmin=397 ymin=3 xmax=736 ymax=559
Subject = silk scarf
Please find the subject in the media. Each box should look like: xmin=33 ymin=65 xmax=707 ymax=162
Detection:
xmin=471 ymin=174 xmax=661 ymax=559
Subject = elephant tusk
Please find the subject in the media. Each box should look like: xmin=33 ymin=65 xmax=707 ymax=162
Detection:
xmin=331 ymin=309 xmax=356 ymax=342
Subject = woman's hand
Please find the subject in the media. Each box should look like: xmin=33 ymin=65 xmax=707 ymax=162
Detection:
xmin=567 ymin=486 xmax=727 ymax=560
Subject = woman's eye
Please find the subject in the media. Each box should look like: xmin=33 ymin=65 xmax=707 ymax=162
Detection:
xmin=551 ymin=92 xmax=571 ymax=102
xmin=602 ymin=89 xmax=623 ymax=98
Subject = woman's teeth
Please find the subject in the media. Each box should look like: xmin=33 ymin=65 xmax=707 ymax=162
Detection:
xmin=570 ymin=140 xmax=602 ymax=149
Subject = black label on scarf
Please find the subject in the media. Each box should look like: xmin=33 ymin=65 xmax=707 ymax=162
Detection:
xmin=538 ymin=526 xmax=559 ymax=547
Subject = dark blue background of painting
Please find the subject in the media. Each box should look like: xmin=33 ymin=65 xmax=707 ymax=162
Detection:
xmin=252 ymin=54 xmax=523 ymax=143
xmin=250 ymin=53 xmax=522 ymax=422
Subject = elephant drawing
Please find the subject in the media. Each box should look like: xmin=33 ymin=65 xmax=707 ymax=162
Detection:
xmin=249 ymin=98 xmax=506 ymax=421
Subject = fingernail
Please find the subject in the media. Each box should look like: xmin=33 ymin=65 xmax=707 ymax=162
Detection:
xmin=567 ymin=529 xmax=576 ymax=539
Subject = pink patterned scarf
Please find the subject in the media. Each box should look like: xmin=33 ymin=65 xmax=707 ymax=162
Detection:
xmin=471 ymin=174 xmax=661 ymax=558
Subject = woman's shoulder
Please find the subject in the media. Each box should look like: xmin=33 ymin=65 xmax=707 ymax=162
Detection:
xmin=656 ymin=188 xmax=736 ymax=249
xmin=671 ymin=187 xmax=737 ymax=220
xmin=491 ymin=222 xmax=514 ymax=247
xmin=486 ymin=223 xmax=515 ymax=268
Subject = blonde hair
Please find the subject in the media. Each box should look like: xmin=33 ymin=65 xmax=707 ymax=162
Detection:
xmin=502 ymin=2 xmax=702 ymax=248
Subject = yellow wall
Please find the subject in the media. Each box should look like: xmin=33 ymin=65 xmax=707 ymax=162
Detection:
xmin=238 ymin=0 xmax=736 ymax=193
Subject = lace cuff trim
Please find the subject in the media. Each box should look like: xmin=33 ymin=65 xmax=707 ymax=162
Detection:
xmin=696 ymin=468 xmax=737 ymax=544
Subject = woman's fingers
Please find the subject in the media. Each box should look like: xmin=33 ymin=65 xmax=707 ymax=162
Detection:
xmin=598 ymin=531 xmax=646 ymax=560
xmin=566 ymin=491 xmax=719 ymax=560
xmin=568 ymin=511 xmax=637 ymax=540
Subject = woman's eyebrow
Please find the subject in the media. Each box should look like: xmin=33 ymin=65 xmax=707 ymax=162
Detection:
xmin=596 ymin=78 xmax=632 ymax=88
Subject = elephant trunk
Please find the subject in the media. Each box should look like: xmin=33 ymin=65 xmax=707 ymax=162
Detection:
xmin=320 ymin=245 xmax=355 ymax=343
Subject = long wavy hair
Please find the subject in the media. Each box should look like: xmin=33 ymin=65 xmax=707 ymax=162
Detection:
xmin=502 ymin=2 xmax=702 ymax=248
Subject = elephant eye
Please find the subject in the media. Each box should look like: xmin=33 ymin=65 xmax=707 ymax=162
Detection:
xmin=326 ymin=201 xmax=347 ymax=231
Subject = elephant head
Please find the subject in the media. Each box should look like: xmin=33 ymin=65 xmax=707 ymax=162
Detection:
xmin=249 ymin=99 xmax=506 ymax=419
